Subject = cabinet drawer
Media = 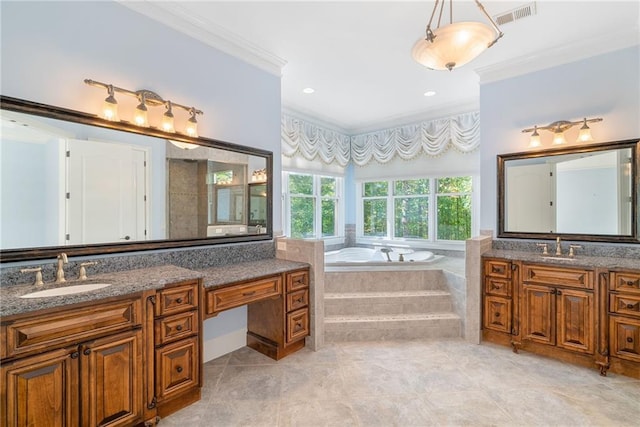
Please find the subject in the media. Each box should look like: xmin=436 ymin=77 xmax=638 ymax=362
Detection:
xmin=286 ymin=289 xmax=309 ymax=312
xmin=155 ymin=311 xmax=199 ymax=346
xmin=155 ymin=336 xmax=199 ymax=401
xmin=206 ymin=276 xmax=282 ymax=315
xmin=287 ymin=270 xmax=309 ymax=292
xmin=483 ymin=296 xmax=512 ymax=334
xmin=484 ymin=277 xmax=512 ymax=297
xmin=155 ymin=282 xmax=198 ymax=317
xmin=610 ymin=294 xmax=640 ymax=319
xmin=609 ymin=315 xmax=640 ymax=363
xmin=483 ymin=260 xmax=511 ymax=278
xmin=286 ymin=308 xmax=309 ymax=344
xmin=523 ymin=264 xmax=593 ymax=289
xmin=610 ymin=272 xmax=640 ymax=294
xmin=3 ymin=297 xmax=141 ymax=359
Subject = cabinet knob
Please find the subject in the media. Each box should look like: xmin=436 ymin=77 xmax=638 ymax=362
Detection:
xmin=627 ymin=304 xmax=635 ymax=310
xmin=71 ymin=351 xmax=79 ymax=359
xmin=494 ymin=312 xmax=501 ymax=317
xmin=83 ymin=348 xmax=91 ymax=356
xmin=627 ymin=337 xmax=634 ymax=343
xmin=176 ymin=366 xmax=183 ymax=373
xmin=556 ymin=290 xmax=562 ymax=296
xmin=294 ymin=322 xmax=303 ymax=331
xmin=176 ymin=325 xmax=183 ymax=331
xmin=176 ymin=298 xmax=183 ymax=304
xmin=296 ymin=298 xmax=304 ymax=304
xmin=550 ymin=289 xmax=557 ymax=295
xmin=626 ymin=281 xmax=636 ymax=286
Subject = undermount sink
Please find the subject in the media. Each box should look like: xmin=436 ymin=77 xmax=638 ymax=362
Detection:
xmin=541 ymin=256 xmax=577 ymax=261
xmin=20 ymin=283 xmax=112 ymax=298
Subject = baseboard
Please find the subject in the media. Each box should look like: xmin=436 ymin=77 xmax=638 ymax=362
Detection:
xmin=202 ymin=328 xmax=247 ymax=362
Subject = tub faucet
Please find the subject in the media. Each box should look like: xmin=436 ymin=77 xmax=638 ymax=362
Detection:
xmin=55 ymin=253 xmax=68 ymax=284
xmin=380 ymin=248 xmax=393 ymax=262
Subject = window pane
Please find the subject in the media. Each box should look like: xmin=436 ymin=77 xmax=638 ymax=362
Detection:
xmin=437 ymin=194 xmax=471 ymax=240
xmin=363 ymin=199 xmax=387 ymax=236
xmin=289 ymin=174 xmax=313 ymax=195
xmin=363 ymin=181 xmax=388 ymax=197
xmin=320 ymin=177 xmax=336 ymax=197
xmin=321 ymin=199 xmax=336 ymax=237
xmin=394 ymin=197 xmax=429 ymax=238
xmin=290 ymin=197 xmax=314 ymax=238
xmin=394 ymin=179 xmax=430 ymax=196
xmin=437 ymin=176 xmax=472 ymax=193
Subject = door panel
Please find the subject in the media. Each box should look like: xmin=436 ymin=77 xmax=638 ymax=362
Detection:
xmin=523 ymin=284 xmax=556 ymax=346
xmin=557 ymin=289 xmax=594 ymax=354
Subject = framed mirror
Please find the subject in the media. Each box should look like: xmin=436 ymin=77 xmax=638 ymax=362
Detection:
xmin=498 ymin=139 xmax=639 ymax=243
xmin=0 ymin=96 xmax=273 ymax=261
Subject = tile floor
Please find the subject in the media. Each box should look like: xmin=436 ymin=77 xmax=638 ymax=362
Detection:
xmin=160 ymin=339 xmax=640 ymax=426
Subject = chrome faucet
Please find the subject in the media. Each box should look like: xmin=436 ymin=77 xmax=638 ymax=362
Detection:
xmin=555 ymin=237 xmax=562 ymax=256
xmin=380 ymin=248 xmax=393 ymax=262
xmin=55 ymin=253 xmax=68 ymax=284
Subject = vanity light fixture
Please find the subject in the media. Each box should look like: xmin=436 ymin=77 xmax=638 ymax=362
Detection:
xmin=251 ymin=168 xmax=267 ymax=183
xmin=84 ymin=79 xmax=203 ymax=136
xmin=522 ymin=117 xmax=603 ymax=147
xmin=412 ymin=0 xmax=503 ymax=71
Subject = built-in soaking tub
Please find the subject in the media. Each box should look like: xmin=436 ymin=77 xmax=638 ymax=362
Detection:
xmin=324 ymin=247 xmax=443 ymax=269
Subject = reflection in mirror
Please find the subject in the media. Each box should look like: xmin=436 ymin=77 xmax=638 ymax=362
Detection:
xmin=0 ymin=99 xmax=272 ymax=260
xmin=498 ymin=140 xmax=639 ymax=242
xmin=248 ymin=183 xmax=267 ymax=228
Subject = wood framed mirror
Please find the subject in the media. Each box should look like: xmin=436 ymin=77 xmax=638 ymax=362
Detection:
xmin=497 ymin=139 xmax=639 ymax=243
xmin=0 ymin=96 xmax=273 ymax=261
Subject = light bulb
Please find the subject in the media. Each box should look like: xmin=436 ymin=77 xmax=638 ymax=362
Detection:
xmin=185 ymin=110 xmax=198 ymax=137
xmin=102 ymin=85 xmax=118 ymax=121
xmin=162 ymin=102 xmax=175 ymax=132
xmin=134 ymin=101 xmax=148 ymax=127
xmin=528 ymin=127 xmax=541 ymax=148
xmin=552 ymin=131 xmax=566 ymax=145
xmin=577 ymin=119 xmax=593 ymax=142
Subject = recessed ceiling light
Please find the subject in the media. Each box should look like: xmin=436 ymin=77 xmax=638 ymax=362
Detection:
xmin=424 ymin=91 xmax=436 ymax=97
xmin=302 ymin=87 xmax=315 ymax=94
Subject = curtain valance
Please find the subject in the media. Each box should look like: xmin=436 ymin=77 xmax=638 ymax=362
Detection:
xmin=281 ymin=111 xmax=480 ymax=167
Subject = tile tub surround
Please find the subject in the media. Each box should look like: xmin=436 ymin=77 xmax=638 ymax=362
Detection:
xmin=160 ymin=339 xmax=640 ymax=427
xmin=0 ymin=241 xmax=275 ymax=288
xmin=465 ymin=235 xmax=493 ymax=344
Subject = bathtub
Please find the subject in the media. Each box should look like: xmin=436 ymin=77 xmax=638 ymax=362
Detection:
xmin=324 ymin=247 xmax=442 ymax=267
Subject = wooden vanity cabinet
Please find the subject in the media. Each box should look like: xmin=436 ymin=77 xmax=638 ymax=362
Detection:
xmin=607 ymin=270 xmax=640 ymax=377
xmin=1 ymin=296 xmax=144 ymax=427
xmin=482 ymin=259 xmax=516 ymax=344
xmin=521 ymin=264 xmax=595 ymax=355
xmin=149 ymin=280 xmax=202 ymax=420
xmin=246 ymin=268 xmax=310 ymax=360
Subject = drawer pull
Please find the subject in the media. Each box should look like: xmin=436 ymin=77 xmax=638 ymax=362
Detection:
xmin=176 ymin=366 xmax=183 ymax=373
xmin=294 ymin=322 xmax=303 ymax=331
xmin=242 ymin=291 xmax=256 ymax=296
xmin=176 ymin=325 xmax=183 ymax=331
xmin=556 ymin=290 xmax=562 ymax=296
xmin=626 ymin=280 xmax=637 ymax=286
xmin=627 ymin=337 xmax=634 ymax=343
xmin=494 ymin=312 xmax=500 ymax=317
xmin=296 ymin=297 xmax=304 ymax=303
xmin=176 ymin=298 xmax=183 ymax=304
xmin=83 ymin=348 xmax=91 ymax=356
xmin=71 ymin=351 xmax=79 ymax=359
xmin=627 ymin=304 xmax=636 ymax=309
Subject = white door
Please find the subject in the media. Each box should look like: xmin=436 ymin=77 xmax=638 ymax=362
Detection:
xmin=505 ymin=163 xmax=553 ymax=233
xmin=67 ymin=139 xmax=148 ymax=245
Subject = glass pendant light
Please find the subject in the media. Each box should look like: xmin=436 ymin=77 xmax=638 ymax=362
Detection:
xmin=102 ymin=85 xmax=119 ymax=121
xmin=576 ymin=118 xmax=594 ymax=142
xmin=185 ymin=109 xmax=198 ymax=137
xmin=528 ymin=126 xmax=542 ymax=148
xmin=134 ymin=94 xmax=148 ymax=127
xmin=162 ymin=101 xmax=175 ymax=132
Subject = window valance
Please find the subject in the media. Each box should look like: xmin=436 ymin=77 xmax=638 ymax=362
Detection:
xmin=281 ymin=111 xmax=480 ymax=167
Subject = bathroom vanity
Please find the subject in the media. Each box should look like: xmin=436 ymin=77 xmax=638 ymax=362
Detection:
xmin=0 ymin=261 xmax=310 ymax=427
xmin=482 ymin=253 xmax=640 ymax=378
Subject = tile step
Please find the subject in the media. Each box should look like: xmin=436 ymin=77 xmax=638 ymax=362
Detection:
xmin=325 ymin=290 xmax=450 ymax=299
xmin=325 ymin=313 xmax=460 ymax=323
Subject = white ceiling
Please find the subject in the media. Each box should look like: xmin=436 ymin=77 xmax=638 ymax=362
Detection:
xmin=124 ymin=1 xmax=639 ymax=134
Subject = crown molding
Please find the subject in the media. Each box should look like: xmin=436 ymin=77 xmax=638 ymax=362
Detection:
xmin=475 ymin=26 xmax=639 ymax=84
xmin=119 ymin=1 xmax=287 ymax=77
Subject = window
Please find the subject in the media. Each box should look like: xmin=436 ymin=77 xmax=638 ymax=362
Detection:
xmin=358 ymin=176 xmax=473 ymax=243
xmin=284 ymin=172 xmax=343 ymax=240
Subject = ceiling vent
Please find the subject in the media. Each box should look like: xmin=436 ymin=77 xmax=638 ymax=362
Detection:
xmin=494 ymin=2 xmax=537 ymax=26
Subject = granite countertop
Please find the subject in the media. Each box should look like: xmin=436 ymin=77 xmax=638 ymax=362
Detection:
xmin=200 ymin=258 xmax=310 ymax=289
xmin=0 ymin=265 xmax=204 ymax=318
xmin=0 ymin=259 xmax=310 ymax=318
xmin=484 ymin=249 xmax=640 ymax=270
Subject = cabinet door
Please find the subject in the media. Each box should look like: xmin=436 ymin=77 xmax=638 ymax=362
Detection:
xmin=609 ymin=316 xmax=640 ymax=363
xmin=81 ymin=329 xmax=143 ymax=427
xmin=1 ymin=348 xmax=79 ymax=427
xmin=155 ymin=336 xmax=199 ymax=402
xmin=523 ymin=284 xmax=556 ymax=346
xmin=556 ymin=289 xmax=594 ymax=354
xmin=483 ymin=296 xmax=512 ymax=334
